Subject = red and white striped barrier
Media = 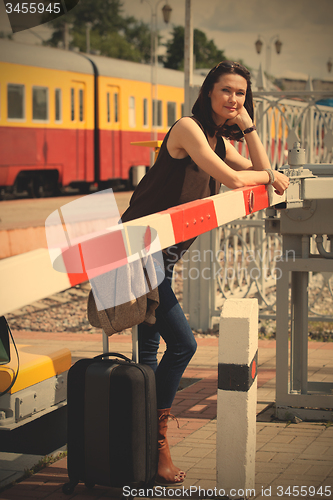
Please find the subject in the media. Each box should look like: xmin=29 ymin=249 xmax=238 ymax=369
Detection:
xmin=0 ymin=184 xmax=283 ymax=316
xmin=127 ymin=184 xmax=281 ymax=251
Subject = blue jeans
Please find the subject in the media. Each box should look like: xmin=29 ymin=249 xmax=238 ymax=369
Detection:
xmin=138 ymin=261 xmax=197 ymax=410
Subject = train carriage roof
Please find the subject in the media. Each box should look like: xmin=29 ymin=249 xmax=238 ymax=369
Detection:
xmin=0 ymin=39 xmax=94 ymax=74
xmin=87 ymin=53 xmax=205 ymax=87
xmin=0 ymin=39 xmax=205 ymax=87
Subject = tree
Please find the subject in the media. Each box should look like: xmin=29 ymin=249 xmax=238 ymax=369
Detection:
xmin=44 ymin=0 xmax=151 ymax=63
xmin=0 ymin=31 xmax=13 ymax=39
xmin=163 ymin=26 xmax=226 ymax=70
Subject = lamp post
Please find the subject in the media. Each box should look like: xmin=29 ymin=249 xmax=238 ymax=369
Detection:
xmin=255 ymin=34 xmax=282 ymax=76
xmin=141 ymin=0 xmax=172 ymax=141
xmin=64 ymin=22 xmax=70 ymax=50
xmin=184 ymin=0 xmax=193 ymax=117
xmin=86 ymin=22 xmax=92 ymax=54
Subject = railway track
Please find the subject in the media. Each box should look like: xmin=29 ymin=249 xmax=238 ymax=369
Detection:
xmin=5 ymin=281 xmax=101 ymax=334
xmin=6 ymin=269 xmax=333 ymax=340
xmin=5 ymin=259 xmax=185 ymax=335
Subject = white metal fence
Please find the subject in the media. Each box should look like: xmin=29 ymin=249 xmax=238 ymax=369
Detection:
xmin=236 ymin=91 xmax=333 ymax=167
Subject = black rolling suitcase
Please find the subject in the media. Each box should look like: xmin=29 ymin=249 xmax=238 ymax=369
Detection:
xmin=62 ymin=351 xmax=158 ymax=495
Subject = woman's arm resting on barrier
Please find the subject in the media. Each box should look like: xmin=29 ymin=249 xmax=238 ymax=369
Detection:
xmin=167 ymin=117 xmax=289 ymax=194
xmin=223 ymin=138 xmax=289 ymax=195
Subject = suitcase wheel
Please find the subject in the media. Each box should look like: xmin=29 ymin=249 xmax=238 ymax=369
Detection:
xmin=62 ymin=480 xmax=78 ymax=495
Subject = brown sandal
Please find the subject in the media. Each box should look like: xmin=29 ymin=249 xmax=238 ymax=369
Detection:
xmin=155 ymin=408 xmax=186 ymax=486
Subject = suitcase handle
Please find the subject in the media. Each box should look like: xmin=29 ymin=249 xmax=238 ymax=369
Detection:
xmin=93 ymin=352 xmax=133 ymax=363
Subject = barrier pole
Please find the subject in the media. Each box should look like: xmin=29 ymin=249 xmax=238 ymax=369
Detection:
xmin=0 ymin=184 xmax=281 ymax=318
xmin=217 ymin=298 xmax=258 ymax=497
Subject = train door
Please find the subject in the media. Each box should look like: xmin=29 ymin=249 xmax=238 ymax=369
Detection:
xmin=105 ymin=85 xmax=121 ymax=179
xmin=70 ymin=81 xmax=86 ymax=182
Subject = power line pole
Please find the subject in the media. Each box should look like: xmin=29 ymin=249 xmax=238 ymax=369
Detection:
xmin=184 ymin=0 xmax=193 ymax=116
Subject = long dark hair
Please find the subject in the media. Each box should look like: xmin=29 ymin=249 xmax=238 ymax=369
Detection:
xmin=192 ymin=61 xmax=254 ymax=141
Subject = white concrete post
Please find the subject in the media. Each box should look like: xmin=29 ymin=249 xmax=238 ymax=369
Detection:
xmin=217 ymin=298 xmax=258 ymax=497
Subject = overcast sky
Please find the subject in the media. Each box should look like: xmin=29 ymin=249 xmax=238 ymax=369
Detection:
xmin=1 ymin=0 xmax=332 ymax=81
xmin=121 ymin=0 xmax=333 ymax=81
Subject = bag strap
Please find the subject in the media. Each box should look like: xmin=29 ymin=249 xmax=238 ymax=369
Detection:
xmin=0 ymin=317 xmax=20 ymax=397
xmin=142 ymin=258 xmax=154 ymax=293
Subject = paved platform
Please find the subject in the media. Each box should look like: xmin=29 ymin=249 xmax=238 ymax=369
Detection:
xmin=0 ymin=191 xmax=133 ymax=259
xmin=0 ymin=333 xmax=332 ymax=499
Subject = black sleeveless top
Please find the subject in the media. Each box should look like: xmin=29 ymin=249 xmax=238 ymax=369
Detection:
xmin=121 ymin=117 xmax=226 ymax=263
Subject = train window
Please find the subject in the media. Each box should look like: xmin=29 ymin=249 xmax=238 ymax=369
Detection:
xmin=71 ymin=88 xmax=75 ymax=121
xmin=143 ymin=98 xmax=148 ymax=127
xmin=79 ymin=88 xmax=84 ymax=121
xmin=167 ymin=102 xmax=176 ymax=127
xmin=143 ymin=98 xmax=148 ymax=126
xmin=152 ymin=99 xmax=162 ymax=127
xmin=129 ymin=96 xmax=136 ymax=128
xmin=33 ymin=86 xmax=48 ymax=121
xmin=114 ymin=93 xmax=119 ymax=122
xmin=7 ymin=84 xmax=25 ymax=120
xmin=107 ymin=92 xmax=111 ymax=123
xmin=55 ymin=88 xmax=61 ymax=122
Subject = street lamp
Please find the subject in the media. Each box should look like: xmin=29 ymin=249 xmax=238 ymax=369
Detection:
xmin=255 ymin=34 xmax=282 ymax=75
xmin=161 ymin=3 xmax=172 ymax=23
xmin=327 ymin=58 xmax=332 ymax=73
xmin=141 ymin=0 xmax=172 ymax=141
xmin=254 ymin=38 xmax=263 ymax=55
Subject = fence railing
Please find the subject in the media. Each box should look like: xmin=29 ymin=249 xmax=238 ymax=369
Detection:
xmin=233 ymin=91 xmax=333 ymax=167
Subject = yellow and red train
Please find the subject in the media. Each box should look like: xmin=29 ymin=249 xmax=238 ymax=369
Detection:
xmin=0 ymin=39 xmax=204 ymax=197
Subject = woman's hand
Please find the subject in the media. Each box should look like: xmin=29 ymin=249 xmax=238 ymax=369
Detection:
xmin=272 ymin=170 xmax=290 ymax=195
xmin=225 ymin=105 xmax=252 ymax=132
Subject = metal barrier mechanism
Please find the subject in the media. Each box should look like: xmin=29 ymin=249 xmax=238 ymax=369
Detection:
xmin=266 ymin=143 xmax=333 ymax=420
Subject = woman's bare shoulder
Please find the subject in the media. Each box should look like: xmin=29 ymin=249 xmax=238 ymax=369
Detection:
xmin=171 ymin=117 xmax=206 ymax=138
xmin=167 ymin=117 xmax=206 ymax=158
xmin=172 ymin=116 xmax=193 ymax=130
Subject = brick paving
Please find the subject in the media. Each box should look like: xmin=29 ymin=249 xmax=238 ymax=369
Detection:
xmin=0 ymin=334 xmax=332 ymax=499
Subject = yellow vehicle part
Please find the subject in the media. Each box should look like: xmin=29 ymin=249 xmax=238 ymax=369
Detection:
xmin=131 ymin=140 xmax=163 ymax=162
xmin=0 ymin=344 xmax=71 ymax=394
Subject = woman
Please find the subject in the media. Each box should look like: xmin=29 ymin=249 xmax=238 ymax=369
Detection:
xmin=121 ymin=61 xmax=289 ymax=486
